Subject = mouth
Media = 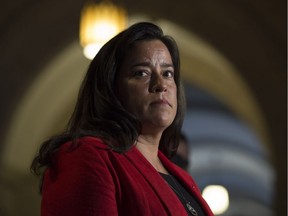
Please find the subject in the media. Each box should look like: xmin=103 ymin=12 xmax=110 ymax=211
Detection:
xmin=151 ymin=99 xmax=172 ymax=107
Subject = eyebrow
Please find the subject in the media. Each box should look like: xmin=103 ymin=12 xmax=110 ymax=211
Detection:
xmin=130 ymin=62 xmax=174 ymax=68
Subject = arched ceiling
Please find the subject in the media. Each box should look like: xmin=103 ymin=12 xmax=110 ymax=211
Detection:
xmin=2 ymin=19 xmax=268 ymax=172
xmin=0 ymin=0 xmax=286 ymax=215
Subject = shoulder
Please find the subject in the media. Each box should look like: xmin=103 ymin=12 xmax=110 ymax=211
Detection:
xmin=72 ymin=136 xmax=108 ymax=147
xmin=60 ymin=136 xmax=110 ymax=153
xmin=42 ymin=137 xmax=120 ymax=215
xmin=47 ymin=136 xmax=120 ymax=182
xmin=55 ymin=136 xmax=116 ymax=168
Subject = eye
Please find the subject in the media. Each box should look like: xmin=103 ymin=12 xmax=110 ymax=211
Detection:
xmin=163 ymin=70 xmax=174 ymax=78
xmin=133 ymin=70 xmax=150 ymax=77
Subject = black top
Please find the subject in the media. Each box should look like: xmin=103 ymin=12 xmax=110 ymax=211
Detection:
xmin=160 ymin=173 xmax=206 ymax=216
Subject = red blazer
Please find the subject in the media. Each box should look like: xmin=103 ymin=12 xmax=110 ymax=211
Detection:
xmin=41 ymin=136 xmax=213 ymax=216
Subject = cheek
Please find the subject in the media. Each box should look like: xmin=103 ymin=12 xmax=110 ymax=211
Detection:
xmin=117 ymin=83 xmax=145 ymax=110
xmin=172 ymin=85 xmax=178 ymax=106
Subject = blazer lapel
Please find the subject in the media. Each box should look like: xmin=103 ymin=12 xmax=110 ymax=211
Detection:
xmin=124 ymin=146 xmax=187 ymax=216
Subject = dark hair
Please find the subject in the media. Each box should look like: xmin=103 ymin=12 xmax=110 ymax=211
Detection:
xmin=31 ymin=22 xmax=186 ymax=176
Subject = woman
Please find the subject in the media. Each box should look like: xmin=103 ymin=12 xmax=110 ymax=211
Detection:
xmin=31 ymin=22 xmax=213 ymax=216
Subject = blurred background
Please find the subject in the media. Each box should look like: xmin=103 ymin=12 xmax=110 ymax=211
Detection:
xmin=0 ymin=0 xmax=286 ymax=215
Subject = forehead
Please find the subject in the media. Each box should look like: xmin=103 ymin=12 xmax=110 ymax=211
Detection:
xmin=123 ymin=39 xmax=173 ymax=64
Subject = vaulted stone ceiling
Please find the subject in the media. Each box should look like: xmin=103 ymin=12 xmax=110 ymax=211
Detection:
xmin=0 ymin=0 xmax=286 ymax=215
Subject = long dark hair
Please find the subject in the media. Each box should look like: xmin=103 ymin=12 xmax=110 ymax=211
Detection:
xmin=31 ymin=22 xmax=186 ymax=176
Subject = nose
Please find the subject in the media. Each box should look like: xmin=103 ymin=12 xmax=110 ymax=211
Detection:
xmin=150 ymin=75 xmax=167 ymax=93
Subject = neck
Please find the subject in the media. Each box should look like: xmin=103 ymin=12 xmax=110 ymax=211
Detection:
xmin=136 ymin=134 xmax=168 ymax=174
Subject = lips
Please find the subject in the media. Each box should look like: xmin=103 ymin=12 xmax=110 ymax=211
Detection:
xmin=151 ymin=99 xmax=172 ymax=107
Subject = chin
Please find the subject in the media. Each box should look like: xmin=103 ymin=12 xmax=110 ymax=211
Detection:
xmin=153 ymin=120 xmax=174 ymax=129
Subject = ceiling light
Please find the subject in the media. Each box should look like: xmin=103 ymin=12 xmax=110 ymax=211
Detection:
xmin=79 ymin=1 xmax=127 ymax=59
xmin=202 ymin=185 xmax=229 ymax=215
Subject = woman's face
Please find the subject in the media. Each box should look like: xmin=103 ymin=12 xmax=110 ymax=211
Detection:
xmin=116 ymin=40 xmax=177 ymax=133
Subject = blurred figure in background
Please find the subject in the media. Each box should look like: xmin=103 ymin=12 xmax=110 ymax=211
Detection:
xmin=171 ymin=133 xmax=190 ymax=171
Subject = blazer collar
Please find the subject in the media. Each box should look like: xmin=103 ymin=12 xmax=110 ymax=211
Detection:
xmin=124 ymin=145 xmax=214 ymax=216
xmin=124 ymin=145 xmax=187 ymax=215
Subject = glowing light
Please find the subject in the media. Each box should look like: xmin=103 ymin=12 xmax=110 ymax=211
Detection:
xmin=79 ymin=1 xmax=127 ymax=59
xmin=202 ymin=185 xmax=229 ymax=215
xmin=83 ymin=43 xmax=103 ymax=60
